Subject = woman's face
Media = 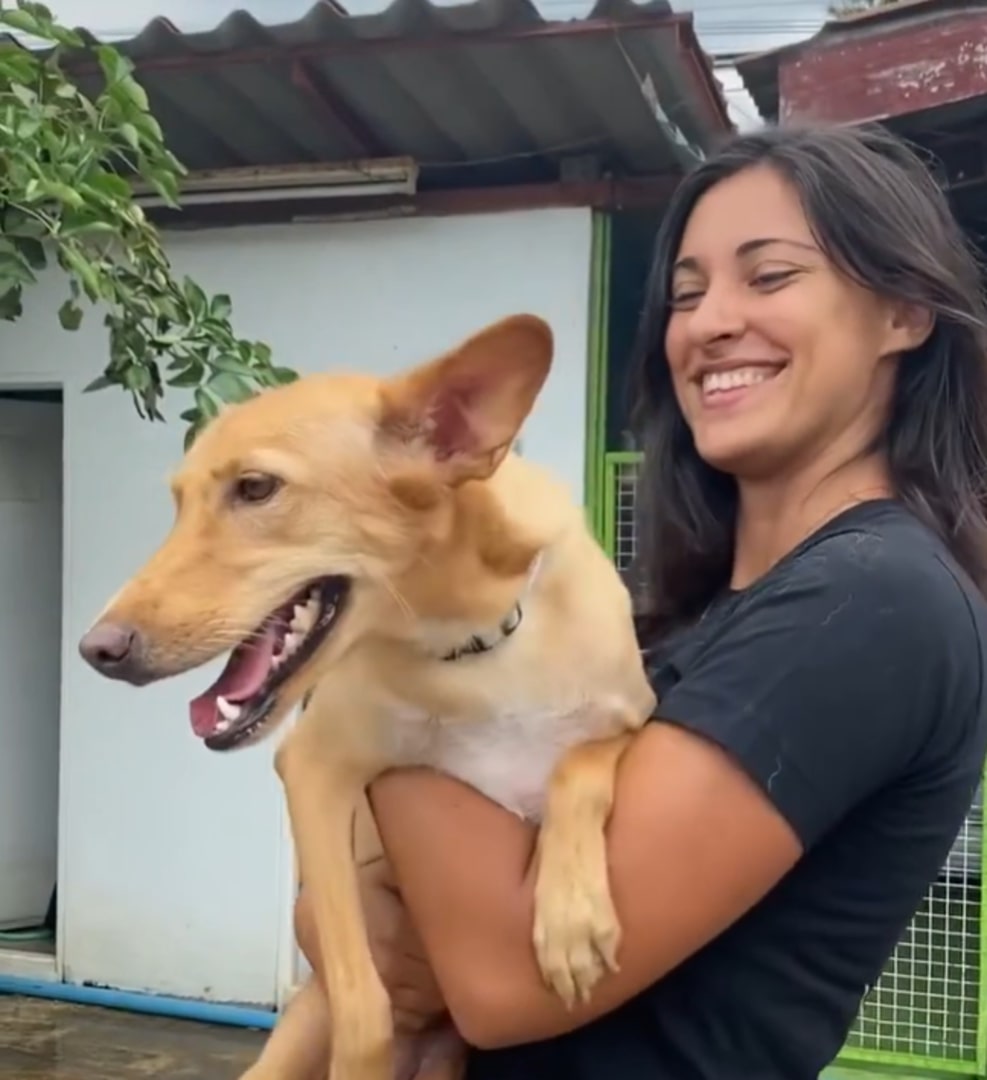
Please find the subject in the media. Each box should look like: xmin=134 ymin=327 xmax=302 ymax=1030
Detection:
xmin=664 ymin=164 xmax=928 ymax=480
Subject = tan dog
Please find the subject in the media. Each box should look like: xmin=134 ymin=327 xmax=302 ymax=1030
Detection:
xmin=78 ymin=315 xmax=655 ymax=1080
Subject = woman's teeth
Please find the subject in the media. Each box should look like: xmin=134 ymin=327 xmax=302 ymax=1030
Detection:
xmin=702 ymin=366 xmax=777 ymax=394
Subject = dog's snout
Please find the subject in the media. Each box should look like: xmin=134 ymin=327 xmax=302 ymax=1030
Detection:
xmin=78 ymin=621 xmax=146 ymax=684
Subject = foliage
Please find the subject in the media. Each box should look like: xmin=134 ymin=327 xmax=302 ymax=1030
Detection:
xmin=0 ymin=0 xmax=296 ymax=447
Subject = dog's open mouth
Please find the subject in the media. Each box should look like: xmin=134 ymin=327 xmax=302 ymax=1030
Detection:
xmin=189 ymin=576 xmax=350 ymax=752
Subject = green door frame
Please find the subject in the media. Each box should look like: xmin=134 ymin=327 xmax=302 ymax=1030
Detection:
xmin=584 ymin=210 xmax=612 ymax=542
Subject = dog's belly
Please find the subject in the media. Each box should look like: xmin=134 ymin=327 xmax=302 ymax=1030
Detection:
xmin=388 ymin=703 xmax=619 ymax=822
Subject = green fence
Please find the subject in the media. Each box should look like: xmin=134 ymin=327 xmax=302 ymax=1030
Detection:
xmin=602 ymin=450 xmax=987 ymax=1076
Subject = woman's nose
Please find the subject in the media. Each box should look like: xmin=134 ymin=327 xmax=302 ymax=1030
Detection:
xmin=687 ymin=285 xmax=745 ymax=347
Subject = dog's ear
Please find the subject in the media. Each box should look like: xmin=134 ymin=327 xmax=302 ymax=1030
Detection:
xmin=379 ymin=314 xmax=553 ymax=485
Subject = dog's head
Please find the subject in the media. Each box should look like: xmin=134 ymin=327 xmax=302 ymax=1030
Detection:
xmin=78 ymin=314 xmax=553 ymax=751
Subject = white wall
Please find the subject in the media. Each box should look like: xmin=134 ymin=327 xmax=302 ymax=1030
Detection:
xmin=0 ymin=207 xmax=592 ymax=1005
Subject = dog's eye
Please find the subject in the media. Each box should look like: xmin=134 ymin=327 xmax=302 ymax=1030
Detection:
xmin=233 ymin=472 xmax=281 ymax=504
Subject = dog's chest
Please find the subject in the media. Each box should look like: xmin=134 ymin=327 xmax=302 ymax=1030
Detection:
xmin=386 ymin=702 xmax=612 ymax=822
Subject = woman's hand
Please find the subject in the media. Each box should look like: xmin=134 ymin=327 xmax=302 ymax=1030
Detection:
xmin=359 ymin=855 xmax=448 ymax=1033
xmin=295 ymin=855 xmax=448 ymax=1035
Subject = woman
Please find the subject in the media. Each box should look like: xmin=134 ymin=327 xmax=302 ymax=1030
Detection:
xmin=298 ymin=124 xmax=987 ymax=1079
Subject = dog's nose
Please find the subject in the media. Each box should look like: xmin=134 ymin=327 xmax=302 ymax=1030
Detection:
xmin=78 ymin=621 xmax=145 ymax=683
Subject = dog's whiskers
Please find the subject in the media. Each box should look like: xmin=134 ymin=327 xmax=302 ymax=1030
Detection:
xmin=380 ymin=576 xmax=415 ymax=625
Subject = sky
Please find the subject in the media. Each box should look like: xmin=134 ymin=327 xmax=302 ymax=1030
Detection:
xmin=40 ymin=0 xmax=833 ymax=127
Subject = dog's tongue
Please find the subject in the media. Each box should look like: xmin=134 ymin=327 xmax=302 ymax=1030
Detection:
xmin=189 ymin=623 xmax=279 ymax=738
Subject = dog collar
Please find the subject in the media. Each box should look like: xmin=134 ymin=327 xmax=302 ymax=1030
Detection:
xmin=441 ymin=603 xmax=523 ymax=662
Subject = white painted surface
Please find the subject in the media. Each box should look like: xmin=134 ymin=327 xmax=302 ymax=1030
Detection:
xmin=0 ymin=207 xmax=592 ymax=1004
xmin=0 ymin=401 xmax=62 ymax=930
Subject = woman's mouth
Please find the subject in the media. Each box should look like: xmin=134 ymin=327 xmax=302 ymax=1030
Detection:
xmin=699 ymin=363 xmax=787 ymax=408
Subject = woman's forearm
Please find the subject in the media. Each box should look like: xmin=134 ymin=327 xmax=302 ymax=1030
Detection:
xmin=369 ymin=722 xmax=804 ymax=1050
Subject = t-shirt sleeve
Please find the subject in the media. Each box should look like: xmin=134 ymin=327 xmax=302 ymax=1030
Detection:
xmin=655 ymin=532 xmax=983 ymax=849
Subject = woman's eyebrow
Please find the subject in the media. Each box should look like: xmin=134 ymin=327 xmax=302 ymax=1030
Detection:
xmin=736 ymin=237 xmax=818 ymax=257
xmin=673 ymin=237 xmax=819 ymax=274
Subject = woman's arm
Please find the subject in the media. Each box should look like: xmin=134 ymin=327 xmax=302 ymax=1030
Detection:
xmin=372 ymin=535 xmax=970 ymax=1050
xmin=370 ymin=719 xmax=802 ymax=1049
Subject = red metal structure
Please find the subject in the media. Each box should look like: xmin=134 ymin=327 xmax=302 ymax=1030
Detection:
xmin=737 ymin=0 xmax=987 ymax=238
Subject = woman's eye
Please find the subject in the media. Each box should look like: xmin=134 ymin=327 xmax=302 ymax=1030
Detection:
xmin=669 ymin=289 xmax=705 ymax=309
xmin=751 ymin=269 xmax=798 ymax=290
xmin=233 ymin=472 xmax=282 ymax=504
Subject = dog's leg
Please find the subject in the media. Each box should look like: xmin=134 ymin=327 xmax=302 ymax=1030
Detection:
xmin=532 ymin=728 xmax=637 ymax=1009
xmin=239 ymin=975 xmax=329 ymax=1080
xmin=276 ymin=735 xmax=393 ymax=1080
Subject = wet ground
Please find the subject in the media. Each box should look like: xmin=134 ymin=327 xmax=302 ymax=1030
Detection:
xmin=0 ymin=996 xmax=265 ymax=1078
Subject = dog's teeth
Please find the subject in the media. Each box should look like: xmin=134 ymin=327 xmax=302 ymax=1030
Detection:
xmin=290 ymin=602 xmax=316 ymax=634
xmin=216 ymin=696 xmax=242 ymax=722
xmin=215 ymin=717 xmax=231 ymax=733
xmin=283 ymin=631 xmax=303 ymax=657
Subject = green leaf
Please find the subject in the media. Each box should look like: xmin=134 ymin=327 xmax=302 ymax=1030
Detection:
xmin=21 ymin=2 xmax=57 ymax=22
xmin=14 ymin=237 xmax=46 ymax=271
xmin=210 ymin=352 xmax=256 ymax=377
xmin=82 ymin=172 xmax=132 ymax=202
xmin=123 ymin=365 xmax=151 ymax=393
xmin=206 ymin=371 xmax=255 ymax=405
xmin=115 ymin=75 xmax=149 ymax=113
xmin=118 ymin=122 xmax=140 ymax=150
xmin=183 ymin=277 xmax=208 ymax=319
xmin=273 ymin=366 xmax=298 ymax=385
xmin=39 ymin=179 xmax=84 ymax=208
xmin=0 ymin=9 xmax=43 ymax=37
xmin=0 ymin=252 xmax=37 ymax=287
xmin=131 ymin=109 xmax=163 ymax=143
xmin=183 ymin=419 xmax=204 ymax=452
xmin=15 ymin=115 xmax=41 ymax=139
xmin=58 ymin=297 xmax=83 ymax=330
xmin=194 ymin=386 xmax=219 ymax=419
xmin=209 ymin=294 xmax=232 ymax=321
xmin=0 ymin=286 xmax=23 ymax=321
xmin=147 ymin=167 xmax=180 ymax=208
xmin=59 ymin=245 xmax=101 ymax=300
xmin=83 ymin=374 xmax=115 ymax=393
xmin=95 ymin=45 xmax=134 ymax=87
xmin=10 ymin=83 xmax=37 ymax=108
xmin=167 ymin=364 xmax=204 ymax=388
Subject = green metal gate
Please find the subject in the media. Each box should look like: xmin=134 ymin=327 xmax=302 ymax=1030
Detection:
xmin=601 ymin=449 xmax=987 ymax=1076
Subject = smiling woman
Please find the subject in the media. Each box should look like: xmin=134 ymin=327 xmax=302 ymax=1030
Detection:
xmin=352 ymin=124 xmax=987 ymax=1080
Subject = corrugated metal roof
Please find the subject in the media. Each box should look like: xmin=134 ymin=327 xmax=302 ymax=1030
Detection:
xmin=736 ymin=0 xmax=984 ymax=124
xmin=52 ymin=0 xmax=731 ymax=187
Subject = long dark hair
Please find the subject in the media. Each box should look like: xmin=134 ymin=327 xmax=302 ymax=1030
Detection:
xmin=630 ymin=123 xmax=987 ymax=644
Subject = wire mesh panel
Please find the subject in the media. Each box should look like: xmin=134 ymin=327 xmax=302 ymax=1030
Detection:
xmin=600 ymin=450 xmax=986 ymax=1074
xmin=604 ymin=452 xmax=641 ymax=573
xmin=844 ymin=801 xmax=981 ymax=1070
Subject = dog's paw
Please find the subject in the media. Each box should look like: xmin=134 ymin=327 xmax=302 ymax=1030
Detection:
xmin=532 ymin=857 xmax=621 ymax=1010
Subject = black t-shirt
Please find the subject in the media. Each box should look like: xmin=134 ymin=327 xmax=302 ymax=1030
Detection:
xmin=467 ymin=500 xmax=987 ymax=1080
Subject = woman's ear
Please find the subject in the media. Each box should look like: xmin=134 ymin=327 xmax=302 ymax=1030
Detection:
xmin=885 ymin=301 xmax=935 ymax=354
